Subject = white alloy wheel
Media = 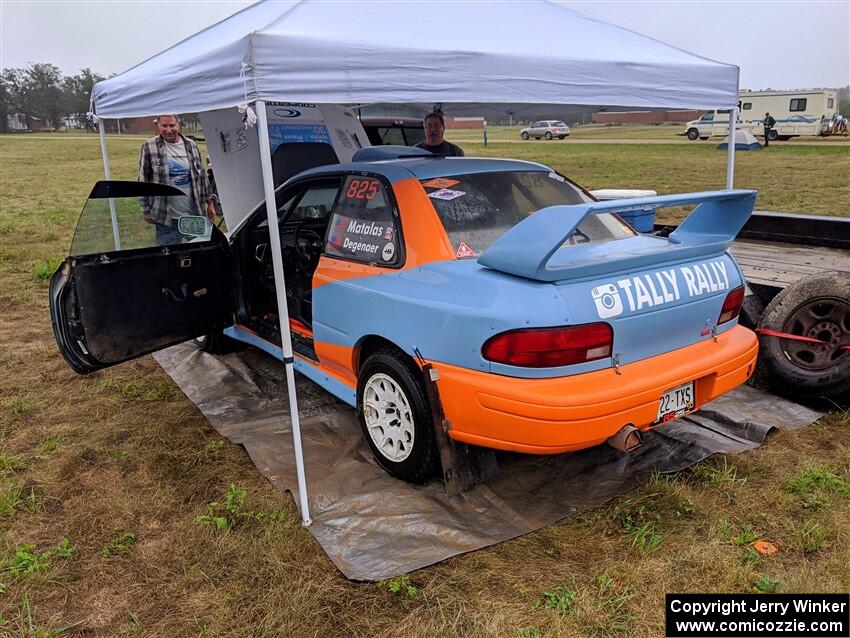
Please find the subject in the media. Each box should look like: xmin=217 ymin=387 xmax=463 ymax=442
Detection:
xmin=362 ymin=372 xmax=415 ymax=462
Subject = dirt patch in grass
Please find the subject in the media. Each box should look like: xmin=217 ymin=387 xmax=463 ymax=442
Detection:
xmin=0 ymin=133 xmax=847 ymax=636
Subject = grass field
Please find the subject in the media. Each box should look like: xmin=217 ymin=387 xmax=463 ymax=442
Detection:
xmin=0 ymin=133 xmax=848 ymax=637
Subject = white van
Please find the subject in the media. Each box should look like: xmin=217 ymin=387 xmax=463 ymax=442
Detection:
xmin=683 ymin=89 xmax=840 ymax=141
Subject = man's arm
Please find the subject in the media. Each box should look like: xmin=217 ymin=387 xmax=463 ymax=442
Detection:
xmin=138 ymin=142 xmax=154 ymax=222
xmin=189 ymin=140 xmax=217 ymax=220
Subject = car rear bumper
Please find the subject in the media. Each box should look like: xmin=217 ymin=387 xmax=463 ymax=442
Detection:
xmin=433 ymin=324 xmax=758 ymax=454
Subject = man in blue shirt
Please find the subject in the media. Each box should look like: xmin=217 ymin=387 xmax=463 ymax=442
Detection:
xmin=138 ymin=115 xmax=216 ymax=245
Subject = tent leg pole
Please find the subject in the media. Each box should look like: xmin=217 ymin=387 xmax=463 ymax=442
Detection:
xmin=725 ymin=106 xmax=738 ymax=189
xmin=98 ymin=120 xmax=121 ymax=250
xmin=255 ymin=100 xmax=312 ymax=527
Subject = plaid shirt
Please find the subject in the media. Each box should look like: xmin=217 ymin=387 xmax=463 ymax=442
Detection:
xmin=138 ymin=134 xmax=213 ymax=225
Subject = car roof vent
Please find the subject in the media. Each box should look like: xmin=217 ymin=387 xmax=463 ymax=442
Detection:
xmin=351 ymin=145 xmax=437 ymax=162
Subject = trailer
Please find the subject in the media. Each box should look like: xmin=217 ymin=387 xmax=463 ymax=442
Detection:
xmin=658 ymin=212 xmax=849 ymax=402
xmin=683 ymin=89 xmax=842 ymax=141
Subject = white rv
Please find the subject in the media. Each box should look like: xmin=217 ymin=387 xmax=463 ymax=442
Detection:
xmin=683 ymin=89 xmax=841 ymax=141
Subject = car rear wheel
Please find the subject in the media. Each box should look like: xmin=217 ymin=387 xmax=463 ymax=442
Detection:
xmin=686 ymin=128 xmax=699 ymax=140
xmin=357 ymin=347 xmax=440 ymax=483
xmin=521 ymin=131 xmax=529 ymax=140
xmin=756 ymin=272 xmax=850 ymax=401
xmin=544 ymin=132 xmax=553 ymax=140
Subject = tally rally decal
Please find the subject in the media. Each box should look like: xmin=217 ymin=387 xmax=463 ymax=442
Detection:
xmin=591 ymin=260 xmax=730 ymax=319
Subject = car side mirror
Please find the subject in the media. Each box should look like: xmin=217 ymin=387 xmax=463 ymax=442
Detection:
xmin=177 ymin=215 xmax=212 ymax=238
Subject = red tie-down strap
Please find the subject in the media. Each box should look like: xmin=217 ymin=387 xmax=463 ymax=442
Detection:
xmin=755 ymin=328 xmax=850 ymax=351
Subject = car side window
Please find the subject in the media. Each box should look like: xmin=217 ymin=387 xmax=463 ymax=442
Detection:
xmin=324 ymin=176 xmax=400 ymax=266
xmin=285 ymin=183 xmax=340 ymax=223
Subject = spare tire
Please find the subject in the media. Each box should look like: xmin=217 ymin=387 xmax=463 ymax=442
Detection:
xmin=756 ymin=272 xmax=850 ymax=401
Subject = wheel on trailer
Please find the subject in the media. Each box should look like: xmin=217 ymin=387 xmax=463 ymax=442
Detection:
xmin=699 ymin=136 xmax=709 ymax=141
xmin=766 ymin=129 xmax=779 ymax=142
xmin=544 ymin=131 xmax=553 ymax=140
xmin=756 ymin=271 xmax=850 ymax=401
xmin=686 ymin=128 xmax=699 ymax=140
xmin=739 ymin=293 xmax=764 ymax=330
xmin=521 ymin=131 xmax=529 ymax=140
xmin=195 ymin=329 xmax=232 ymax=354
xmin=356 ymin=347 xmax=441 ymax=483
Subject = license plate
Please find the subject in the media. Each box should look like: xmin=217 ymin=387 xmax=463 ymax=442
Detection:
xmin=655 ymin=381 xmax=695 ymax=424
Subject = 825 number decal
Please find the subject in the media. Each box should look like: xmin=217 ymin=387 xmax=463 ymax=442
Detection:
xmin=346 ymin=179 xmax=379 ymax=201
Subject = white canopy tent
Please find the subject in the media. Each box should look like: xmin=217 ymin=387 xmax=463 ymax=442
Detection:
xmin=90 ymin=0 xmax=741 ymax=526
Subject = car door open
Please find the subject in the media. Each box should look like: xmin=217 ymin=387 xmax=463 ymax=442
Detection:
xmin=50 ymin=181 xmax=233 ymax=373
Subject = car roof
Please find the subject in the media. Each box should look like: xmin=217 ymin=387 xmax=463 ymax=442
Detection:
xmin=294 ymin=156 xmax=552 ymax=184
xmin=360 ymin=116 xmax=423 ymax=127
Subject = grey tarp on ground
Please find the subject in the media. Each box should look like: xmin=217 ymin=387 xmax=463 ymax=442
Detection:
xmin=154 ymin=343 xmax=821 ymax=581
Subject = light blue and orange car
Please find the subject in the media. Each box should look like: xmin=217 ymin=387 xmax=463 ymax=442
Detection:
xmin=51 ymin=147 xmax=758 ymax=482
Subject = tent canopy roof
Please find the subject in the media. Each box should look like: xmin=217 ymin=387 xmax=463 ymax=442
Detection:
xmin=91 ymin=0 xmax=739 ymax=118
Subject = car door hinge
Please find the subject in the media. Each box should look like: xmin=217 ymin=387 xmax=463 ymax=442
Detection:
xmin=179 ymin=257 xmax=192 ymax=268
xmin=612 ymin=352 xmax=622 ymax=375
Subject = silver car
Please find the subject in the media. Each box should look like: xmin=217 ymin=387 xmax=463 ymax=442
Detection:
xmin=521 ymin=120 xmax=570 ymax=140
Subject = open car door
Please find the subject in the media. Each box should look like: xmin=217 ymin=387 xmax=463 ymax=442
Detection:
xmin=50 ymin=181 xmax=233 ymax=374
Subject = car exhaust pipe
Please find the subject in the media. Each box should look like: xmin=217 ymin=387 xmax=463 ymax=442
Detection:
xmin=607 ymin=425 xmax=642 ymax=453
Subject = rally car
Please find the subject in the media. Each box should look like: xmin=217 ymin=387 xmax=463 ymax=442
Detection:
xmin=50 ymin=147 xmax=758 ymax=482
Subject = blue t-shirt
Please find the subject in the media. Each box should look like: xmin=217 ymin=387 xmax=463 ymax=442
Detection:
xmin=164 ymin=140 xmax=196 ymax=218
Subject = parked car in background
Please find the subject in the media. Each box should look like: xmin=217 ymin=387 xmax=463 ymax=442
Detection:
xmin=361 ymin=117 xmax=425 ymax=147
xmin=521 ymin=121 xmax=570 ymax=140
xmin=50 ymin=147 xmax=758 ymax=483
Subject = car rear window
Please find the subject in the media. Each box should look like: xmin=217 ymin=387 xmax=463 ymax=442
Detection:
xmin=553 ymin=122 xmax=567 ymax=127
xmin=421 ymin=171 xmax=635 ymax=257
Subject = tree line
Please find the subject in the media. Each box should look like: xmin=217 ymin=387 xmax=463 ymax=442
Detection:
xmin=1 ymin=63 xmax=105 ymax=133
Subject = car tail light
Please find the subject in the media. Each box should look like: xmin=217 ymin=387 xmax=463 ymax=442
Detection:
xmin=482 ymin=323 xmax=613 ymax=368
xmin=717 ymin=285 xmax=745 ymax=325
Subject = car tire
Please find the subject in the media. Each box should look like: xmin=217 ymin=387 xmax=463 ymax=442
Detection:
xmin=558 ymin=135 xmax=567 ymax=139
xmin=521 ymin=131 xmax=529 ymax=140
xmin=739 ymin=293 xmax=764 ymax=330
xmin=766 ymin=129 xmax=779 ymax=142
xmin=686 ymin=128 xmax=699 ymax=140
xmin=756 ymin=272 xmax=850 ymax=401
xmin=357 ymin=347 xmax=440 ymax=483
xmin=195 ymin=329 xmax=232 ymax=355
xmin=544 ymin=132 xmax=553 ymax=140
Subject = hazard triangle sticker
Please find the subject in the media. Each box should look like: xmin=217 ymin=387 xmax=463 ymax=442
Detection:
xmin=455 ymin=242 xmax=476 ymax=258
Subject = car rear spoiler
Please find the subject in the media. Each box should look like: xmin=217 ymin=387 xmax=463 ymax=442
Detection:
xmin=477 ymin=190 xmax=757 ymax=282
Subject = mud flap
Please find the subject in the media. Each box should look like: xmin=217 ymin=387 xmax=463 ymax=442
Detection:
xmin=422 ymin=363 xmax=498 ymax=497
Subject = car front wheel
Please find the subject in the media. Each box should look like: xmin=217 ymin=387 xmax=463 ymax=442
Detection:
xmin=686 ymin=128 xmax=699 ymax=140
xmin=357 ymin=348 xmax=440 ymax=483
xmin=194 ymin=329 xmax=232 ymax=354
xmin=521 ymin=131 xmax=529 ymax=140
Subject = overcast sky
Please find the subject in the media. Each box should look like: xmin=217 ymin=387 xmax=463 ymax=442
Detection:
xmin=1 ymin=1 xmax=848 ymax=90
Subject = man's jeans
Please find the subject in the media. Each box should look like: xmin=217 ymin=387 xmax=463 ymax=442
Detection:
xmin=155 ymin=221 xmax=184 ymax=246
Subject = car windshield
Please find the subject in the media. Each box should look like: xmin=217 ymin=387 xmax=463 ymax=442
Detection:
xmin=421 ymin=170 xmax=635 ymax=257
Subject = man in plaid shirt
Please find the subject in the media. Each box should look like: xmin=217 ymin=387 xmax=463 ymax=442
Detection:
xmin=138 ymin=115 xmax=216 ymax=245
